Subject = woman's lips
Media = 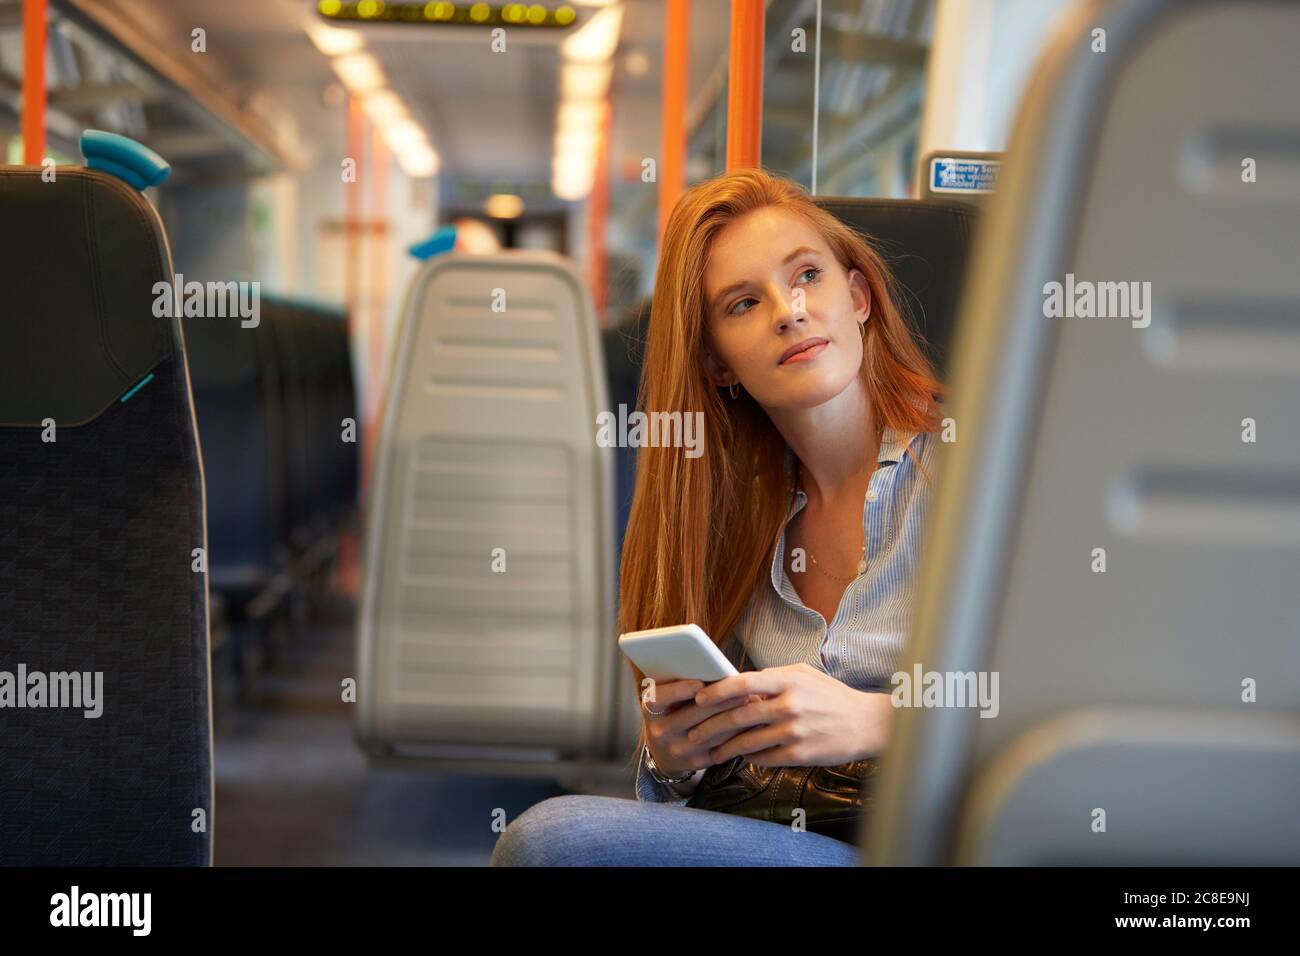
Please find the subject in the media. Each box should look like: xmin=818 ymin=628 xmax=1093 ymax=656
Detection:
xmin=778 ymin=338 xmax=829 ymax=365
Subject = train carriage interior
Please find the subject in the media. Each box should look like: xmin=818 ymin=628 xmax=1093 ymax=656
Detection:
xmin=0 ymin=0 xmax=1297 ymax=883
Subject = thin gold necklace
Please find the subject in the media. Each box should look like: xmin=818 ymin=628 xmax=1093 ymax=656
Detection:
xmin=794 ymin=460 xmax=874 ymax=582
xmin=808 ymin=542 xmax=866 ymax=581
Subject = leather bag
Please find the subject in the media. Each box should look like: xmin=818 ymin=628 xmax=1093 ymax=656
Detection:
xmin=685 ymin=755 xmax=882 ymax=844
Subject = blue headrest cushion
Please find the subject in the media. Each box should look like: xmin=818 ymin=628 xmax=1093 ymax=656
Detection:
xmin=80 ymin=129 xmax=171 ymax=191
xmin=408 ymin=225 xmax=458 ymax=261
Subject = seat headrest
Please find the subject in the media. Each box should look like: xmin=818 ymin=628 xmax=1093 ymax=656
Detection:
xmin=80 ymin=130 xmax=171 ymax=191
xmin=813 ymin=197 xmax=980 ymax=379
xmin=0 ymin=168 xmax=171 ymax=427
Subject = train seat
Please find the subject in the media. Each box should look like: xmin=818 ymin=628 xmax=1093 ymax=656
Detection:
xmin=357 ymin=251 xmax=617 ymax=763
xmin=268 ymin=300 xmax=321 ymax=553
xmin=0 ymin=135 xmax=213 ymax=865
xmin=320 ymin=313 xmax=360 ymax=527
xmin=812 ymin=196 xmax=981 ymax=381
xmin=868 ymin=0 xmax=1300 ymax=865
xmin=183 ymin=294 xmax=286 ymax=606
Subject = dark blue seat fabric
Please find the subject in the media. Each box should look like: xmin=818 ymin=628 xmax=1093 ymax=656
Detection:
xmin=601 ymin=298 xmax=650 ymax=578
xmin=811 ymin=197 xmax=981 ymax=380
xmin=183 ymin=306 xmax=286 ymax=605
xmin=0 ymin=166 xmax=212 ymax=865
xmin=316 ymin=313 xmax=359 ymax=525
xmin=266 ymin=301 xmax=316 ymax=551
xmin=299 ymin=309 xmax=335 ymax=538
xmin=260 ymin=300 xmax=357 ymax=554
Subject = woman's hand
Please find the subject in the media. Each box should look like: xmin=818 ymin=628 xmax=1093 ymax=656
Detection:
xmin=688 ymin=662 xmax=893 ymax=766
xmin=641 ymin=678 xmax=764 ymax=776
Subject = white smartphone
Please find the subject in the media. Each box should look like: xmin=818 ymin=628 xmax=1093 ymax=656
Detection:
xmin=618 ymin=623 xmax=739 ymax=683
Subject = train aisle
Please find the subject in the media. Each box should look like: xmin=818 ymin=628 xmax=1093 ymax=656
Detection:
xmin=211 ymin=535 xmax=567 ymax=867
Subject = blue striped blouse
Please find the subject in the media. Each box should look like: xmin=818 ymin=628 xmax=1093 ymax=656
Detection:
xmin=635 ymin=425 xmax=940 ymax=804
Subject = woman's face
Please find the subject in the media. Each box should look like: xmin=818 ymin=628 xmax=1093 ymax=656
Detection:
xmin=701 ymin=206 xmax=870 ymax=411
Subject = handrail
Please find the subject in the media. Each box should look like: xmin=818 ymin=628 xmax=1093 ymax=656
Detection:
xmin=725 ymin=0 xmax=765 ymax=171
xmin=21 ymin=0 xmax=46 ymax=164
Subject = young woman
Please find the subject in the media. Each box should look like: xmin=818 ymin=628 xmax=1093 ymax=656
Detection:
xmin=491 ymin=167 xmax=945 ymax=866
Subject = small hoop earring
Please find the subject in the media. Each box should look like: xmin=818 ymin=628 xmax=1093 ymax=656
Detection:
xmin=860 ymin=321 xmax=868 ymax=339
xmin=728 ymin=381 xmax=740 ymax=399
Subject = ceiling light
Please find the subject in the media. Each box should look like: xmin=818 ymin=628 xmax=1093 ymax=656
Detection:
xmin=560 ymin=61 xmax=613 ymax=99
xmin=331 ymin=52 xmax=386 ymax=95
xmin=557 ymin=100 xmax=603 ymax=132
xmin=561 ymin=4 xmax=623 ymax=63
xmin=552 ymin=163 xmax=595 ymax=201
xmin=303 ymin=17 xmax=364 ymax=56
xmin=484 ymin=194 xmax=525 ymax=219
xmin=399 ymin=144 xmax=441 ymax=178
xmin=362 ymin=90 xmax=408 ymax=125
xmin=624 ymin=49 xmax=650 ymax=77
xmin=554 ymin=130 xmax=600 ymax=153
xmin=382 ymin=117 xmax=427 ymax=154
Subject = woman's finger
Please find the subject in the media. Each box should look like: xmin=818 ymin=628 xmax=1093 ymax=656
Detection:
xmin=685 ymin=694 xmax=771 ymax=749
xmin=640 ymin=678 xmax=704 ymax=716
xmin=696 ymin=669 xmax=791 ymax=706
xmin=709 ymin=724 xmax=792 ymax=764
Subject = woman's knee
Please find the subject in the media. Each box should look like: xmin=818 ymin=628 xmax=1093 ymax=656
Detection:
xmin=490 ymin=795 xmax=606 ymax=867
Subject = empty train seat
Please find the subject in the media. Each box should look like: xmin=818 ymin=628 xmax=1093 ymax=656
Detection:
xmin=268 ymin=300 xmax=321 ymax=553
xmin=296 ymin=304 xmax=356 ymax=536
xmin=868 ymin=0 xmax=1300 ymax=865
xmin=357 ymin=251 xmax=617 ymax=763
xmin=183 ymin=295 xmax=287 ymax=609
xmin=256 ymin=298 xmax=357 ymax=557
xmin=318 ymin=310 xmax=360 ymax=527
xmin=0 ymin=134 xmax=213 ymax=865
xmin=185 ymin=295 xmax=356 ymax=620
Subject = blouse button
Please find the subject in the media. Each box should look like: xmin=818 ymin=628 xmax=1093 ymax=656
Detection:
xmin=866 ymin=489 xmax=879 ymax=502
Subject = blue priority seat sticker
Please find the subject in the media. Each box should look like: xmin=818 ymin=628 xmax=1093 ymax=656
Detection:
xmin=929 ymin=156 xmax=1001 ymax=194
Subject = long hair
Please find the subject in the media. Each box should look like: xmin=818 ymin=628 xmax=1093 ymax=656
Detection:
xmin=620 ymin=167 xmax=945 ymax=769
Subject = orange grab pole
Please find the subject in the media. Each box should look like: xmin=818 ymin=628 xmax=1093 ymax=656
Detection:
xmin=21 ymin=0 xmax=47 ymax=164
xmin=344 ymin=95 xmax=365 ymax=335
xmin=587 ymin=98 xmax=611 ymax=326
xmin=657 ymin=0 xmax=690 ymax=251
xmin=726 ymin=0 xmax=764 ymax=172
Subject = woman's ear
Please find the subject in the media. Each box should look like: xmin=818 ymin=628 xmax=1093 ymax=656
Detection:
xmin=700 ymin=345 xmax=736 ymax=388
xmin=848 ymin=268 xmax=872 ymax=325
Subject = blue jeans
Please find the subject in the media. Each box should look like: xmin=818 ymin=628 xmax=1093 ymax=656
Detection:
xmin=489 ymin=794 xmax=861 ymax=866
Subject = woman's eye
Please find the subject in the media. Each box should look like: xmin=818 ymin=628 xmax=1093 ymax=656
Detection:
xmin=725 ymin=268 xmax=819 ymax=315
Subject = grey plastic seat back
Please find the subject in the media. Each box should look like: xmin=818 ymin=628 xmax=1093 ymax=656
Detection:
xmin=868 ymin=0 xmax=1300 ymax=865
xmin=357 ymin=251 xmax=621 ymax=761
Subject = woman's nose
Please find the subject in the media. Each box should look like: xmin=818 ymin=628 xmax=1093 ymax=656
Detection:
xmin=771 ymin=286 xmax=807 ymax=333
